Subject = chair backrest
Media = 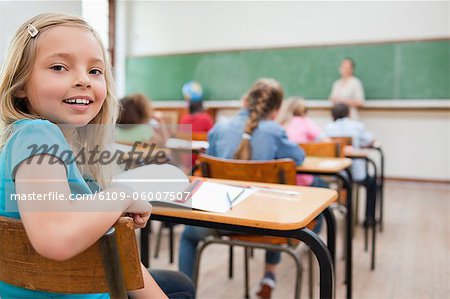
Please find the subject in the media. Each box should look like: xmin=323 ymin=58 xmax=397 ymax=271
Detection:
xmin=329 ymin=136 xmax=352 ymax=146
xmin=299 ymin=142 xmax=343 ymax=158
xmin=192 ymin=132 xmax=208 ymax=141
xmin=329 ymin=137 xmax=353 ymax=157
xmin=197 ymin=154 xmax=297 ymax=185
xmin=0 ymin=217 xmax=143 ymax=296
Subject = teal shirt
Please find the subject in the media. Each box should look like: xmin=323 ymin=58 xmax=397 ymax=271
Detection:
xmin=0 ymin=119 xmax=108 ymax=299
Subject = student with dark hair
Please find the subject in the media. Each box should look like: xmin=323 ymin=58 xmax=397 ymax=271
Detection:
xmin=322 ymin=103 xmax=377 ymax=228
xmin=329 ymin=58 xmax=365 ymax=119
xmin=180 ymin=82 xmax=214 ymax=134
xmin=116 ymin=93 xmax=170 ymax=146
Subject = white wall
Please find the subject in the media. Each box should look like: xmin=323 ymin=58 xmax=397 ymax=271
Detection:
xmin=0 ymin=1 xmax=82 ymax=66
xmin=309 ymin=109 xmax=450 ymax=182
xmin=119 ymin=1 xmax=450 ymax=181
xmin=126 ymin=1 xmax=449 ymax=56
xmin=215 ymin=107 xmax=450 ymax=182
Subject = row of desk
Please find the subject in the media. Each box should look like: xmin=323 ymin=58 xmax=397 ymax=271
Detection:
xmin=118 ymin=141 xmax=384 ymax=299
xmin=139 ymin=155 xmax=355 ymax=299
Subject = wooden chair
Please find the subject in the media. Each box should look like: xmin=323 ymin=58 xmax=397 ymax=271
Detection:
xmin=0 ymin=217 xmax=143 ymax=298
xmin=329 ymin=136 xmax=352 ymax=158
xmin=195 ymin=154 xmax=315 ymax=299
xmin=192 ymin=132 xmax=208 ymax=141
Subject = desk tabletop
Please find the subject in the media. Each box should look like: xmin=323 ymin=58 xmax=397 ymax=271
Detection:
xmin=152 ymin=178 xmax=337 ymax=230
xmin=296 ymin=157 xmax=352 ymax=174
xmin=344 ymin=146 xmax=369 ymax=158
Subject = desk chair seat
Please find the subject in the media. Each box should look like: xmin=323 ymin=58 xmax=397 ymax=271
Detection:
xmin=0 ymin=217 xmax=143 ymax=298
xmin=195 ymin=154 xmax=316 ymax=299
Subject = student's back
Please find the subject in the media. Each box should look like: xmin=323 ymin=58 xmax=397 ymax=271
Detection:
xmin=180 ymin=78 xmax=304 ymax=298
xmin=322 ymin=103 xmax=374 ymax=181
xmin=208 ymin=109 xmax=304 ymax=164
xmin=324 ymin=117 xmax=373 ymax=149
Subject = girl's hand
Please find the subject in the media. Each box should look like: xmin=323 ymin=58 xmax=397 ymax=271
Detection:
xmin=112 ymin=182 xmax=152 ymax=229
xmin=127 ymin=210 xmax=151 ymax=229
xmin=125 ymin=194 xmax=152 ymax=229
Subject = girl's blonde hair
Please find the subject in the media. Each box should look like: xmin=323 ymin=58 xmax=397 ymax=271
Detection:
xmin=233 ymin=78 xmax=283 ymax=160
xmin=276 ymin=96 xmax=308 ymax=126
xmin=0 ymin=13 xmax=119 ymax=188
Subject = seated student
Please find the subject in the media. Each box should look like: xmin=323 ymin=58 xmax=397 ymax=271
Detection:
xmin=0 ymin=13 xmax=193 ymax=299
xmin=179 ymin=81 xmax=214 ymax=167
xmin=179 ymin=78 xmax=311 ymax=299
xmin=180 ymin=81 xmax=214 ymax=134
xmin=277 ymin=97 xmax=328 ymax=187
xmin=322 ymin=103 xmax=377 ymax=226
xmin=116 ymin=93 xmax=170 ymax=146
xmin=276 ymin=97 xmax=323 ymax=143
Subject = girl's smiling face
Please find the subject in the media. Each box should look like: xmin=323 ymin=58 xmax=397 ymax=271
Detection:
xmin=16 ymin=25 xmax=107 ymax=126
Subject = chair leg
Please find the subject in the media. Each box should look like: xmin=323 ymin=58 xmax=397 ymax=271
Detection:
xmin=229 ymin=245 xmax=234 ymax=279
xmin=244 ymin=247 xmax=250 ymax=299
xmin=371 ymin=184 xmax=378 ymax=270
xmin=364 ymin=223 xmax=369 ymax=252
xmin=371 ymin=219 xmax=377 ymax=270
xmin=342 ymin=206 xmax=348 ymax=262
xmin=193 ymin=239 xmax=216 ymax=289
xmin=153 ymin=222 xmax=163 ymax=259
xmin=293 ymin=250 xmax=303 ymax=299
xmin=308 ymin=249 xmax=314 ymax=299
xmin=354 ymin=184 xmax=360 ymax=227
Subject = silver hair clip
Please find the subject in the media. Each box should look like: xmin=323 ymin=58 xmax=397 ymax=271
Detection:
xmin=26 ymin=24 xmax=39 ymax=38
xmin=242 ymin=133 xmax=252 ymax=140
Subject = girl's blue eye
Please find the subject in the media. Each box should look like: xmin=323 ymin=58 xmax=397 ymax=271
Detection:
xmin=90 ymin=69 xmax=103 ymax=75
xmin=51 ymin=65 xmax=66 ymax=71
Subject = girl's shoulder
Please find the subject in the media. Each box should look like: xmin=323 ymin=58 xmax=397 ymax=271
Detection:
xmin=12 ymin=119 xmax=61 ymax=133
xmin=258 ymin=119 xmax=285 ymax=135
xmin=8 ymin=119 xmax=67 ymax=148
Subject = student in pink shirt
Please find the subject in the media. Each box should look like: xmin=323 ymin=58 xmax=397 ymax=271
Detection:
xmin=277 ymin=97 xmax=323 ymax=143
xmin=277 ymin=97 xmax=326 ymax=186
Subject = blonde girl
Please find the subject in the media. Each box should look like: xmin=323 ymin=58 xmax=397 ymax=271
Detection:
xmin=0 ymin=13 xmax=193 ymax=299
xmin=276 ymin=96 xmax=323 ymax=143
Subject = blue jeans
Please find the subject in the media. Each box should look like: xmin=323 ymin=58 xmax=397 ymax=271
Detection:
xmin=178 ymin=226 xmax=281 ymax=279
xmin=150 ymin=269 xmax=195 ymax=299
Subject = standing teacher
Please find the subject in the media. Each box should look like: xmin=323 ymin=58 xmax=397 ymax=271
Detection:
xmin=329 ymin=58 xmax=365 ymax=119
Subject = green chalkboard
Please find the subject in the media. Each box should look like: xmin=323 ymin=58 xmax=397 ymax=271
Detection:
xmin=126 ymin=40 xmax=449 ymax=101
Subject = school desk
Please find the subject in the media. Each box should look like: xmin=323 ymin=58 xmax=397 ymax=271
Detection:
xmin=141 ymin=178 xmax=338 ymax=299
xmin=343 ymin=147 xmax=379 ymax=272
xmin=345 ymin=145 xmax=385 ymax=232
xmin=296 ymin=156 xmax=354 ymax=299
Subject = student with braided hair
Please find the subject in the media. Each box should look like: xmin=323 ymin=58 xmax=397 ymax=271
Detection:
xmin=178 ymin=78 xmax=305 ymax=298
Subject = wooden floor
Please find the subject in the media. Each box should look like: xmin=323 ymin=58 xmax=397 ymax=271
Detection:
xmin=144 ymin=181 xmax=450 ymax=299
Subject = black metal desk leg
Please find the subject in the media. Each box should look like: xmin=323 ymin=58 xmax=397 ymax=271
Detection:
xmin=291 ymin=228 xmax=335 ymax=299
xmin=375 ymin=147 xmax=385 ymax=232
xmin=337 ymin=170 xmax=353 ymax=299
xmin=366 ymin=158 xmax=378 ymax=271
xmin=322 ymin=206 xmax=336 ymax=265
